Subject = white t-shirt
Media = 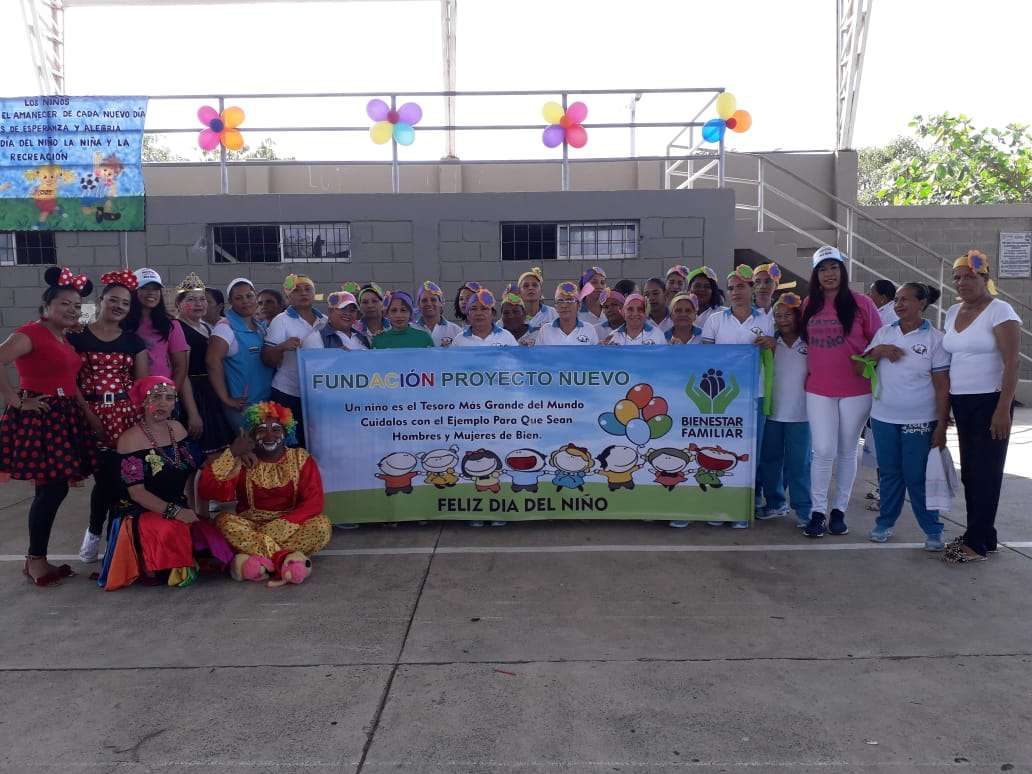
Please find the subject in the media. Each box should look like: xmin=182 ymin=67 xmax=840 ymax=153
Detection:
xmin=942 ymin=299 xmax=1021 ymax=395
xmin=877 ymin=301 xmax=899 ymax=327
xmin=413 ymin=318 xmax=464 ymax=348
xmin=211 ymin=320 xmax=240 ymax=357
xmin=265 ymin=308 xmax=326 ymax=397
xmin=647 ymin=312 xmax=674 ymax=333
xmin=578 ymin=308 xmax=605 ymax=327
xmin=606 ymin=322 xmax=667 ymax=346
xmin=301 ymin=328 xmax=369 ymax=351
xmin=867 ymin=320 xmax=950 ymax=424
xmin=771 ymin=335 xmax=809 ymax=423
xmin=664 ymin=326 xmax=703 ymax=345
xmin=526 ymin=304 xmax=558 ymax=329
xmin=701 ymin=307 xmax=774 ymax=397
xmin=453 ymin=324 xmax=518 ymax=347
xmin=696 ymin=306 xmax=720 ymax=329
xmin=595 ymin=320 xmax=617 ymax=340
xmin=535 ymin=318 xmax=599 ymax=346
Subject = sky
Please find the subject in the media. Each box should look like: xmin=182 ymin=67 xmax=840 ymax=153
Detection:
xmin=2 ymin=0 xmax=1030 ymax=162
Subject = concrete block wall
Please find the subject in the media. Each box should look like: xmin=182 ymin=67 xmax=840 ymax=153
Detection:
xmin=1 ymin=188 xmax=734 ymax=338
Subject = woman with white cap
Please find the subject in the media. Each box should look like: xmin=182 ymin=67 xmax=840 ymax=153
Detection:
xmin=207 ymin=278 xmax=273 ymax=432
xmin=537 ymin=282 xmax=600 ymax=346
xmin=124 ymin=268 xmax=201 ymax=439
xmin=800 ymin=246 xmax=883 ymax=539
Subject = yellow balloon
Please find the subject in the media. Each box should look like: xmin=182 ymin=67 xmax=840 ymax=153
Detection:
xmin=614 ymin=399 xmax=640 ymax=425
xmin=222 ymin=106 xmax=245 ymax=129
xmin=222 ymin=129 xmax=244 ymax=151
xmin=542 ymin=101 xmax=565 ymax=125
xmin=370 ymin=121 xmax=393 ymax=145
xmin=715 ymin=92 xmax=737 ymax=120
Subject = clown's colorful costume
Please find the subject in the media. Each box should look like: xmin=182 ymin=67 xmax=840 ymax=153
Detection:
xmin=197 ymin=403 xmax=332 ymax=558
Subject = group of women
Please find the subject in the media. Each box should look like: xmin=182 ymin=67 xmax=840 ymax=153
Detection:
xmin=0 ymin=244 xmax=1021 ymax=586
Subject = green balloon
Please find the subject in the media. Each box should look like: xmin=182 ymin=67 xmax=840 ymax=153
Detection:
xmin=648 ymin=414 xmax=672 ymax=439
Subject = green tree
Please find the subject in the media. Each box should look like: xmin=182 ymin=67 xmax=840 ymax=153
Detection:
xmin=857 ymin=136 xmax=925 ymax=205
xmin=200 ymin=138 xmax=294 ymax=162
xmin=864 ymin=113 xmax=1032 ymax=205
xmin=142 ymin=134 xmax=186 ymax=162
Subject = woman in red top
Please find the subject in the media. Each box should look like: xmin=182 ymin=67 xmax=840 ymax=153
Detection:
xmin=0 ymin=267 xmax=96 ymax=586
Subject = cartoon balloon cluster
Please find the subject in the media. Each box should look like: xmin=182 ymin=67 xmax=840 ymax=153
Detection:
xmin=598 ymin=383 xmax=673 ymax=447
xmin=702 ymin=92 xmax=752 ymax=143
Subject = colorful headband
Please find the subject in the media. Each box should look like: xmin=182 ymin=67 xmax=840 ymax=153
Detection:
xmin=753 ymin=262 xmax=798 ymax=290
xmin=54 ymin=266 xmax=90 ymax=292
xmin=623 ymin=293 xmax=647 ymax=312
xmin=501 ymin=291 xmax=525 ymax=307
xmin=341 ymin=281 xmax=362 ymax=296
xmin=461 ymin=281 xmax=483 ymax=294
xmin=555 ymin=281 xmax=580 ymax=302
xmin=599 ymin=289 xmax=625 ymax=306
xmin=727 ymin=264 xmax=755 ymax=284
xmin=580 ymin=266 xmax=607 ymax=287
xmin=775 ymin=292 xmax=803 ymax=309
xmin=464 ymin=287 xmax=496 ymax=314
xmin=129 ymin=376 xmax=177 ymax=408
xmin=670 ymin=292 xmax=700 ymax=311
xmin=283 ymin=273 xmax=316 ymax=293
xmin=359 ymin=282 xmax=385 ymax=301
xmin=517 ymin=267 xmax=543 ymax=286
xmin=417 ymin=280 xmax=444 ymax=301
xmin=100 ymin=269 xmax=138 ymax=291
xmin=686 ymin=266 xmax=718 ymax=285
xmin=953 ymin=250 xmax=997 ymax=295
xmin=384 ymin=290 xmax=414 ymax=312
xmin=242 ymin=401 xmax=298 ymax=446
xmin=327 ymin=291 xmax=359 ymax=309
xmin=666 ymin=264 xmax=691 ymax=279
xmin=177 ymin=272 xmax=206 ymax=294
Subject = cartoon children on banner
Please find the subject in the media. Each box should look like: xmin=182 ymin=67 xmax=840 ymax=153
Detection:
xmin=421 ymin=446 xmax=460 ymax=488
xmin=549 ymin=444 xmax=594 ymax=492
xmin=503 ymin=449 xmax=550 ymax=493
xmin=25 ymin=164 xmax=76 ymax=225
xmin=375 ymin=452 xmax=420 ymax=495
xmin=595 ymin=445 xmax=642 ymax=491
xmin=79 ymin=152 xmax=125 ymax=223
xmin=689 ymin=443 xmax=749 ymax=491
xmin=644 ymin=448 xmax=694 ymax=491
xmin=461 ymin=449 xmax=504 ymax=493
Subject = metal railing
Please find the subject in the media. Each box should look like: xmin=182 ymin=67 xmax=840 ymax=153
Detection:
xmin=667 ymin=151 xmax=1032 ymax=372
xmin=142 ymin=87 xmax=727 ymax=194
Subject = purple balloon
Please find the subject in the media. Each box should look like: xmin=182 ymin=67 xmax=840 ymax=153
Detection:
xmin=397 ymin=102 xmax=422 ymax=126
xmin=542 ymin=124 xmax=565 ymax=148
xmin=366 ymin=99 xmax=390 ymax=122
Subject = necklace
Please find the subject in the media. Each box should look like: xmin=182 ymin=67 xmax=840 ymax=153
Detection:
xmin=138 ymin=420 xmax=181 ymax=475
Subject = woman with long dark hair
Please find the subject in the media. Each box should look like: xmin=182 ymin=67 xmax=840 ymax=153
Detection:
xmin=686 ymin=267 xmax=726 ymax=329
xmin=0 ymin=267 xmax=96 ymax=586
xmin=800 ymin=246 xmax=883 ymax=538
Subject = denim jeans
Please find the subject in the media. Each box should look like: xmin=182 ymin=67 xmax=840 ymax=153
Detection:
xmin=870 ymin=418 xmax=943 ymax=537
xmin=758 ymin=420 xmax=812 ymax=517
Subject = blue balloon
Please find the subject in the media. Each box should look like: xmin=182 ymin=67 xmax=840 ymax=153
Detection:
xmin=598 ymin=412 xmax=624 ymax=436
xmin=394 ymin=122 xmax=416 ymax=146
xmin=702 ymin=118 xmax=726 ymax=143
xmin=625 ymin=417 xmax=651 ymax=446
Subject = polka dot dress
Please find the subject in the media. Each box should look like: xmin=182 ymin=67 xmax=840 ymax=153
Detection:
xmin=0 ymin=392 xmax=95 ymax=483
xmin=77 ymin=350 xmax=140 ymax=449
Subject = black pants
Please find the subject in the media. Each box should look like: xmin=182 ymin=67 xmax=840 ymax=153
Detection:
xmin=951 ymin=392 xmax=1013 ymax=556
xmin=28 ymin=481 xmax=69 ymax=556
xmin=89 ymin=450 xmax=121 ymax=537
xmin=269 ymin=388 xmax=305 ymax=448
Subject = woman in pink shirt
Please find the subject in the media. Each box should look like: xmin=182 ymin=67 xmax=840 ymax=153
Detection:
xmin=800 ymin=246 xmax=882 ymax=538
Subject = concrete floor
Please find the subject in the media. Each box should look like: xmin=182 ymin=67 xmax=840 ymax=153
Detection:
xmin=1 ymin=413 xmax=1031 ymax=773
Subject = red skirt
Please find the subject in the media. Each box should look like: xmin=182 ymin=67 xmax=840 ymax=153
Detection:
xmin=0 ymin=393 xmax=95 ymax=483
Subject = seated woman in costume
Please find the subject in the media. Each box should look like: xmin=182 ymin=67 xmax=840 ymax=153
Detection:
xmin=198 ymin=401 xmax=332 ymax=582
xmin=100 ymin=376 xmax=205 ymax=590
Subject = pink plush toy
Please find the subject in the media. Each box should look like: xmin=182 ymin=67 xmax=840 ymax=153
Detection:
xmin=230 ymin=553 xmax=275 ymax=582
xmin=267 ymin=550 xmax=312 ymax=588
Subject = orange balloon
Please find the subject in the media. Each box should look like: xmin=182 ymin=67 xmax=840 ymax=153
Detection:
xmin=730 ymin=110 xmax=752 ymax=133
xmin=222 ymin=129 xmax=244 ymax=151
xmin=222 ymin=106 xmax=245 ymax=129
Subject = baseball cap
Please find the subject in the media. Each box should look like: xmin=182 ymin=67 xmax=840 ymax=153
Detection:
xmin=133 ymin=267 xmax=163 ymax=287
xmin=812 ymin=245 xmax=846 ymax=268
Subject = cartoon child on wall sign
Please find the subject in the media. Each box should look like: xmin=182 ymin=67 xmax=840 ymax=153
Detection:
xmin=595 ymin=445 xmax=641 ymax=491
xmin=25 ymin=164 xmax=76 ymax=224
xmin=503 ymin=448 xmax=550 ymax=493
xmin=375 ymin=452 xmax=420 ymax=496
xmin=420 ymin=446 xmax=460 ymax=488
xmin=549 ymin=444 xmax=594 ymax=492
xmin=688 ymin=443 xmax=749 ymax=491
xmin=461 ymin=449 xmax=504 ymax=494
xmin=80 ymin=152 xmax=124 ymax=223
xmin=644 ymin=447 xmax=694 ymax=491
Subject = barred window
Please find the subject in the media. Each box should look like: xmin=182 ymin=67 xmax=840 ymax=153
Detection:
xmin=0 ymin=231 xmax=57 ymax=266
xmin=211 ymin=222 xmax=351 ymax=263
xmin=501 ymin=221 xmax=638 ymax=261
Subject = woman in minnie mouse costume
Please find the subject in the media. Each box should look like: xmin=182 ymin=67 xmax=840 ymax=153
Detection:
xmin=0 ymin=266 xmax=96 ymax=586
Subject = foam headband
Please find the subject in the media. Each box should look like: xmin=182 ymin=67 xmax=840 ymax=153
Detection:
xmin=283 ymin=273 xmax=316 ymax=293
xmin=555 ymin=281 xmax=580 ymax=302
xmin=385 ymin=290 xmax=414 ymax=311
xmin=669 ymin=292 xmax=700 ymax=311
xmin=623 ymin=293 xmax=646 ymax=312
xmin=417 ymin=281 xmax=444 ymax=301
xmin=953 ymin=250 xmax=998 ymax=295
xmin=599 ymin=289 xmax=625 ymax=306
xmin=129 ymin=376 xmax=176 ymax=407
xmin=464 ymin=287 xmax=496 ymax=314
xmin=517 ymin=267 xmax=543 ymax=286
xmin=226 ymin=277 xmax=254 ymax=298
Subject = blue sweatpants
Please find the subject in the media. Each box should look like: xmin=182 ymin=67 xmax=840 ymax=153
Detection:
xmin=870 ymin=418 xmax=943 ymax=537
xmin=757 ymin=419 xmax=812 ymax=518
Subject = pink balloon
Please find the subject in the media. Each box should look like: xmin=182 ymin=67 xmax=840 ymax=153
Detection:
xmin=542 ymin=124 xmax=565 ymax=148
xmin=566 ymin=101 xmax=588 ymax=124
xmin=197 ymin=105 xmax=219 ymax=126
xmin=641 ymin=397 xmax=669 ymax=422
xmin=366 ymin=99 xmax=390 ymax=122
xmin=565 ymin=124 xmax=588 ymax=148
xmin=626 ymin=383 xmax=653 ymax=409
xmin=198 ymin=128 xmax=221 ymax=151
xmin=397 ymin=102 xmax=423 ymax=126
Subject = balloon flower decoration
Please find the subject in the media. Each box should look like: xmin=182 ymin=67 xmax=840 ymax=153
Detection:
xmin=542 ymin=101 xmax=588 ymax=149
xmin=702 ymin=92 xmax=752 ymax=143
xmin=197 ymin=106 xmax=246 ymax=151
xmin=598 ymin=383 xmax=673 ymax=447
xmin=367 ymin=99 xmax=422 ymax=146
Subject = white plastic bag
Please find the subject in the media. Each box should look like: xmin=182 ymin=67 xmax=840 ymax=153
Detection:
xmin=925 ymin=447 xmax=959 ymax=514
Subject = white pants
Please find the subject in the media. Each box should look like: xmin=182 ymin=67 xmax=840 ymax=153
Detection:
xmin=805 ymin=392 xmax=872 ymax=514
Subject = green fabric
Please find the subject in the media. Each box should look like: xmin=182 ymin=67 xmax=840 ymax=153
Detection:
xmin=850 ymin=354 xmax=879 ymax=396
xmin=372 ymin=326 xmax=434 ymax=349
xmin=760 ymin=348 xmax=774 ymax=417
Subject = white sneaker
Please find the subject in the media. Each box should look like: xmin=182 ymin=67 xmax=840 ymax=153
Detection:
xmin=731 ymin=520 xmax=750 ymax=529
xmin=78 ymin=529 xmax=101 ymax=563
xmin=706 ymin=520 xmax=725 ymax=527
xmin=757 ymin=505 xmax=789 ymax=520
